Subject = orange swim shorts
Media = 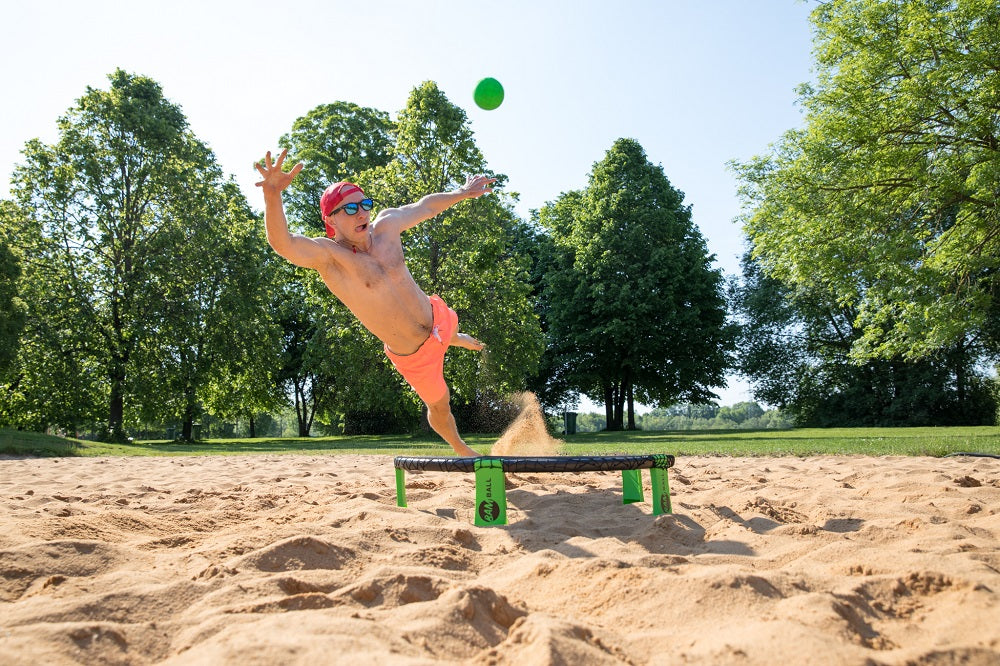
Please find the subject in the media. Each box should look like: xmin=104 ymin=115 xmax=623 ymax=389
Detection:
xmin=384 ymin=294 xmax=458 ymax=404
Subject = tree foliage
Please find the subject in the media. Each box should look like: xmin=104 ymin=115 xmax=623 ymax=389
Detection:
xmin=638 ymin=402 xmax=793 ymax=431
xmin=734 ymin=0 xmax=1000 ymax=362
xmin=0 ymin=204 xmax=26 ymax=380
xmin=135 ymin=182 xmax=285 ymax=439
xmin=571 ymin=402 xmax=792 ymax=432
xmin=538 ymin=138 xmax=735 ymax=430
xmin=731 ymin=248 xmax=996 ymax=426
xmin=516 ymin=217 xmax=580 ymax=413
xmin=3 ymin=70 xmax=270 ymax=439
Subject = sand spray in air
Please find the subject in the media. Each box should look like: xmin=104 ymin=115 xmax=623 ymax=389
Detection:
xmin=490 ymin=391 xmax=563 ymax=456
xmin=473 ymin=345 xmax=562 ymax=456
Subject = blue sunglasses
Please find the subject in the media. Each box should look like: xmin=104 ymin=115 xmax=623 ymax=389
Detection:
xmin=331 ymin=198 xmax=374 ymax=216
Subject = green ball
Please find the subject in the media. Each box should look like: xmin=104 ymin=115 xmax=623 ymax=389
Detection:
xmin=473 ymin=77 xmax=504 ymax=110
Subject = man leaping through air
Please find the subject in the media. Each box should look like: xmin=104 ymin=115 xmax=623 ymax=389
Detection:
xmin=255 ymin=149 xmax=493 ymax=457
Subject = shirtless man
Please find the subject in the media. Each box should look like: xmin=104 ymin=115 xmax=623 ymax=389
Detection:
xmin=255 ymin=149 xmax=493 ymax=457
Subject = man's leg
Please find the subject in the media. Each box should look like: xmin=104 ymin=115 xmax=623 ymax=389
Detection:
xmin=450 ymin=329 xmax=484 ymax=351
xmin=426 ymin=389 xmax=479 ymax=457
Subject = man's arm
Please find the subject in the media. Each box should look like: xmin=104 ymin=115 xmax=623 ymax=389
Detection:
xmin=376 ymin=174 xmax=496 ymax=233
xmin=255 ymin=149 xmax=329 ymax=269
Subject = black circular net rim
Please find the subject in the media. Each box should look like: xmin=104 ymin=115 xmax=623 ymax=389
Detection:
xmin=394 ymin=454 xmax=674 ymax=473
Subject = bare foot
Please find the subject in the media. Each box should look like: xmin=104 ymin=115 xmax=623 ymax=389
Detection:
xmin=452 ymin=332 xmax=484 ymax=351
xmin=453 ymin=441 xmax=480 ymax=457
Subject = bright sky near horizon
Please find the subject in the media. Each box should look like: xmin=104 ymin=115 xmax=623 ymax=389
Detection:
xmin=2 ymin=0 xmax=816 ymax=409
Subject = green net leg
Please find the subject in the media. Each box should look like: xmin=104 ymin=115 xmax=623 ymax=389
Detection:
xmin=650 ymin=467 xmax=672 ymax=515
xmin=622 ymin=469 xmax=643 ymax=504
xmin=395 ymin=467 xmax=407 ymax=507
xmin=474 ymin=458 xmax=507 ymax=526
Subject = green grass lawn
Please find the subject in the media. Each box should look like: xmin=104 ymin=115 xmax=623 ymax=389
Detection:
xmin=3 ymin=426 xmax=999 ymax=458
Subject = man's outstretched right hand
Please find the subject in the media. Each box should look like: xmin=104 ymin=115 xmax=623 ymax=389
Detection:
xmin=254 ymin=148 xmax=303 ymax=193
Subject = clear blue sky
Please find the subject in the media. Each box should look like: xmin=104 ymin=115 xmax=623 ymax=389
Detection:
xmin=2 ymin=0 xmax=815 ymax=408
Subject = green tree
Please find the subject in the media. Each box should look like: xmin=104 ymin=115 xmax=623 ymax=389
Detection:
xmin=730 ymin=249 xmax=995 ymax=425
xmin=135 ymin=182 xmax=285 ymax=440
xmin=0 ymin=201 xmax=104 ymax=431
xmin=0 ymin=204 xmax=26 ymax=380
xmin=539 ymin=138 xmax=735 ymax=430
xmin=6 ymin=69 xmax=261 ymax=439
xmin=718 ymin=402 xmax=765 ymax=424
xmin=199 ymin=201 xmax=287 ymax=438
xmin=727 ymin=250 xmax=815 ymax=412
xmin=733 ymin=0 xmax=1000 ymax=362
xmin=272 ymin=273 xmax=325 ymax=437
xmin=526 ymin=192 xmax=595 ymax=414
xmin=574 ymin=412 xmax=607 ymax=433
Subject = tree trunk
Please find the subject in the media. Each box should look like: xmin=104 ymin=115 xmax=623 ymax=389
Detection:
xmin=626 ymin=378 xmax=636 ymax=430
xmin=108 ymin=376 xmax=126 ymax=442
xmin=182 ymin=387 xmax=197 ymax=441
xmin=604 ymin=383 xmax=615 ymax=431
xmin=293 ymin=378 xmax=311 ymax=437
xmin=614 ymin=383 xmax=625 ymax=431
xmin=604 ymin=379 xmax=627 ymax=431
xmin=298 ymin=378 xmax=315 ymax=437
xmin=249 ymin=415 xmax=257 ymax=438
xmin=107 ymin=346 xmax=129 ymax=442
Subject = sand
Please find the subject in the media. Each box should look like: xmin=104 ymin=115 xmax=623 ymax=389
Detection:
xmin=1 ymin=453 xmax=998 ymax=665
xmin=489 ymin=393 xmax=562 ymax=457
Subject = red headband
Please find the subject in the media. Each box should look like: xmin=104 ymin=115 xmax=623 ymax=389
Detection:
xmin=320 ymin=181 xmax=364 ymax=237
